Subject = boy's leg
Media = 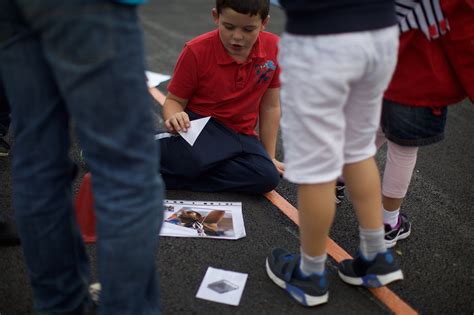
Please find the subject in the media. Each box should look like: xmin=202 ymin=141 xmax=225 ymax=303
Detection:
xmin=161 ymin=130 xmax=279 ymax=193
xmin=266 ymin=31 xmax=361 ymax=306
xmin=343 ymin=158 xmax=383 ymax=230
xmin=181 ymin=152 xmax=279 ymax=194
xmin=298 ymin=182 xmax=336 ymax=256
xmin=159 ymin=114 xmax=279 ymax=192
xmin=337 ymin=27 xmax=403 ymax=287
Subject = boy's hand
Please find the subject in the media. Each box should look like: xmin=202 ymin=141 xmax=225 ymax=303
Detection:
xmin=272 ymin=158 xmax=285 ymax=176
xmin=165 ymin=111 xmax=190 ymax=133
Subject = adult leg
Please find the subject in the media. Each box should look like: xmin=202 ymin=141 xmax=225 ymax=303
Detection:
xmin=0 ymin=81 xmax=11 ymax=156
xmin=14 ymin=1 xmax=164 ymax=314
xmin=1 ymin=33 xmax=90 ymax=313
xmin=0 ymin=82 xmax=10 ymax=137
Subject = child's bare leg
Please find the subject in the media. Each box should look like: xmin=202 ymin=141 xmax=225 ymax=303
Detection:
xmin=343 ymin=157 xmax=382 ymax=229
xmin=298 ymin=181 xmax=336 ymax=257
xmin=382 ymin=196 xmax=404 ymax=211
xmin=343 ymin=157 xmax=386 ymax=260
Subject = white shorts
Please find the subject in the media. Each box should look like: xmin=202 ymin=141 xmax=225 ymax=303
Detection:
xmin=280 ymin=26 xmax=399 ymax=184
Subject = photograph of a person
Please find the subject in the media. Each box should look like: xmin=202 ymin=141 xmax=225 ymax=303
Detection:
xmin=165 ymin=207 xmax=234 ymax=237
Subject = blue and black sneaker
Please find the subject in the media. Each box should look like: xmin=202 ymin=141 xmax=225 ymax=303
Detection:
xmin=338 ymin=250 xmax=403 ymax=288
xmin=266 ymin=248 xmax=329 ymax=307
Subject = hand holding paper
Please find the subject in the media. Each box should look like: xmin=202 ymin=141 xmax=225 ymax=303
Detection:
xmin=178 ymin=116 xmax=211 ymax=146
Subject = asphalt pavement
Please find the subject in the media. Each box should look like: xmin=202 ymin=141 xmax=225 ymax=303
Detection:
xmin=1 ymin=1 xmax=473 ymax=314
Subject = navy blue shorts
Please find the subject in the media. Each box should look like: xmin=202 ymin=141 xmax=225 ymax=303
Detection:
xmin=381 ymin=99 xmax=448 ymax=147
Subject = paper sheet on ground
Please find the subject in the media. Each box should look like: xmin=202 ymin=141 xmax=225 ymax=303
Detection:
xmin=196 ymin=267 xmax=248 ymax=306
xmin=178 ymin=116 xmax=210 ymax=146
xmin=145 ymin=71 xmax=171 ymax=88
xmin=160 ymin=199 xmax=246 ymax=240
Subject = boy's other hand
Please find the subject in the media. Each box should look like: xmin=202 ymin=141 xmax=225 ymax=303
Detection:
xmin=165 ymin=111 xmax=190 ymax=133
xmin=272 ymin=158 xmax=285 ymax=176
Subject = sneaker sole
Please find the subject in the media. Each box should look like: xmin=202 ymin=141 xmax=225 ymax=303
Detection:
xmin=385 ymin=229 xmax=411 ymax=248
xmin=338 ymin=269 xmax=404 ymax=288
xmin=265 ymin=259 xmax=328 ymax=307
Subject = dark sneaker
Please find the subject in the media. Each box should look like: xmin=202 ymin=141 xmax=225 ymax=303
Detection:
xmin=0 ymin=220 xmax=20 ymax=246
xmin=335 ymin=180 xmax=345 ymax=204
xmin=338 ymin=250 xmax=403 ymax=288
xmin=266 ymin=248 xmax=329 ymax=306
xmin=384 ymin=214 xmax=411 ymax=248
xmin=0 ymin=137 xmax=10 ymax=157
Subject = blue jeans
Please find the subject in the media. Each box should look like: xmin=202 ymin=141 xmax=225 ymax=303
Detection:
xmin=0 ymin=1 xmax=163 ymax=314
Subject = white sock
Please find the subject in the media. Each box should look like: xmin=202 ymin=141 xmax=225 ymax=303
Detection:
xmin=299 ymin=248 xmax=326 ymax=276
xmin=359 ymin=226 xmax=387 ymax=261
xmin=383 ymin=206 xmax=400 ymax=228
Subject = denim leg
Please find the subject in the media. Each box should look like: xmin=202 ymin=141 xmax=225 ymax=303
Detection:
xmin=3 ymin=1 xmax=163 ymax=314
xmin=18 ymin=2 xmax=163 ymax=315
xmin=1 ymin=36 xmax=90 ymax=313
xmin=0 ymin=82 xmax=11 ymax=136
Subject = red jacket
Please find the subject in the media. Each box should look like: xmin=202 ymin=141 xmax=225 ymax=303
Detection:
xmin=384 ymin=0 xmax=474 ymax=107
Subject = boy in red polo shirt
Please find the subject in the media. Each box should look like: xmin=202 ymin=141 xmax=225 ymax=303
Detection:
xmin=157 ymin=0 xmax=283 ymax=194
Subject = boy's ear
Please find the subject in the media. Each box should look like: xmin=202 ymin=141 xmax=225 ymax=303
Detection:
xmin=261 ymin=15 xmax=270 ymax=30
xmin=212 ymin=8 xmax=219 ymax=25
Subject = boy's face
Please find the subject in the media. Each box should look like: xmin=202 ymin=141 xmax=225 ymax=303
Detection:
xmin=212 ymin=7 xmax=269 ymax=61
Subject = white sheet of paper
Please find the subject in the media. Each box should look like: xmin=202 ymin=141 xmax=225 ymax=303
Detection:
xmin=145 ymin=71 xmax=171 ymax=88
xmin=196 ymin=267 xmax=248 ymax=306
xmin=178 ymin=116 xmax=210 ymax=146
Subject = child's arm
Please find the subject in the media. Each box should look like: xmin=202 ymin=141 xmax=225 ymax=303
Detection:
xmin=259 ymin=87 xmax=285 ymax=175
xmin=163 ymin=92 xmax=190 ymax=133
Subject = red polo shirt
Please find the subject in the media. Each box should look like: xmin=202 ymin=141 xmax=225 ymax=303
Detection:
xmin=167 ymin=30 xmax=281 ymax=136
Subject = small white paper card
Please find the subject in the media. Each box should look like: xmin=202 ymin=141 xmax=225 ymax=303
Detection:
xmin=196 ymin=267 xmax=248 ymax=306
xmin=178 ymin=116 xmax=211 ymax=146
xmin=145 ymin=71 xmax=171 ymax=88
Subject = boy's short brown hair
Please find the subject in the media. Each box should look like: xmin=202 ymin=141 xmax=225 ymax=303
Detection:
xmin=216 ymin=0 xmax=270 ymax=21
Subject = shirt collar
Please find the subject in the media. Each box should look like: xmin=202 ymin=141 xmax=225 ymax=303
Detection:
xmin=213 ymin=29 xmax=266 ymax=65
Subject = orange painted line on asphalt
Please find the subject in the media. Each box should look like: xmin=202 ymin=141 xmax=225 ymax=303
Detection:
xmin=152 ymin=86 xmax=417 ymax=315
xmin=264 ymin=190 xmax=417 ymax=315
